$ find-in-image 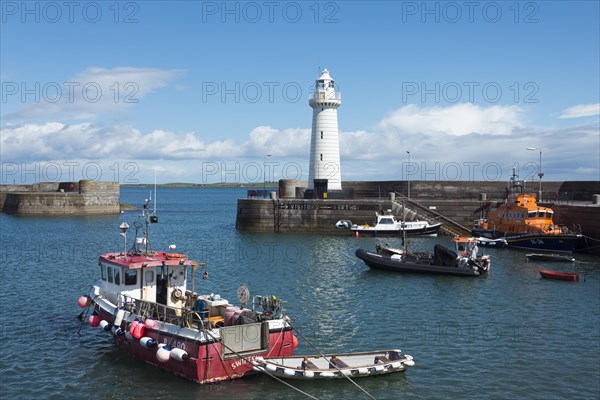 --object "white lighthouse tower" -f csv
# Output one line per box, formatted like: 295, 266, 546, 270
308, 68, 342, 191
